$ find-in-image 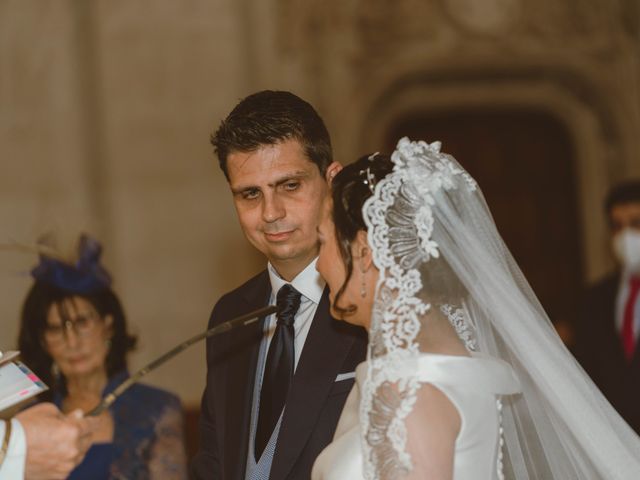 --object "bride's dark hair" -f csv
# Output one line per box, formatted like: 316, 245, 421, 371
330, 153, 394, 317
